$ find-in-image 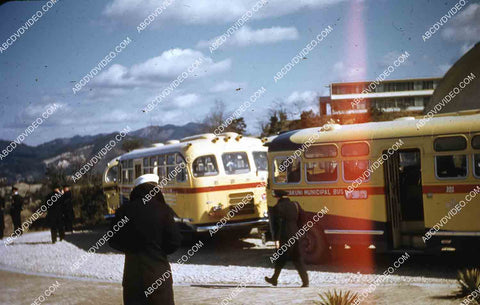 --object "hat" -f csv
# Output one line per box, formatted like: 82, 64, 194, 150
134, 174, 159, 187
